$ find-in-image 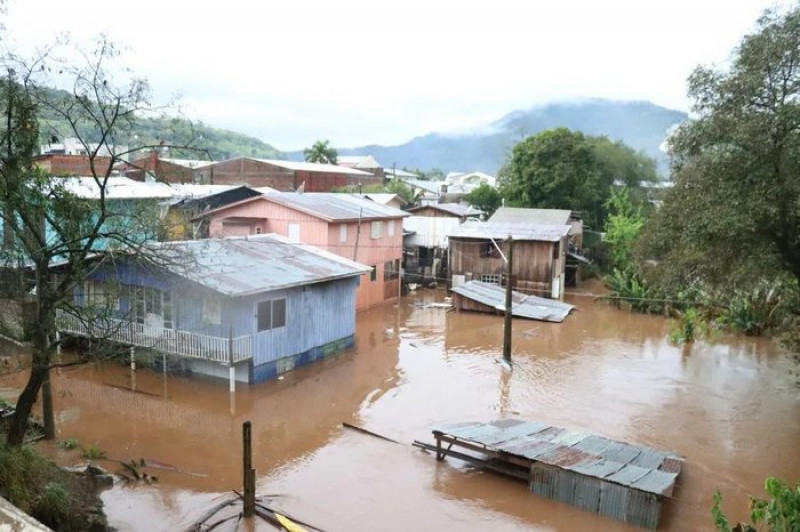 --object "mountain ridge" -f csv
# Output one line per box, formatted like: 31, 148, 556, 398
288, 99, 687, 175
